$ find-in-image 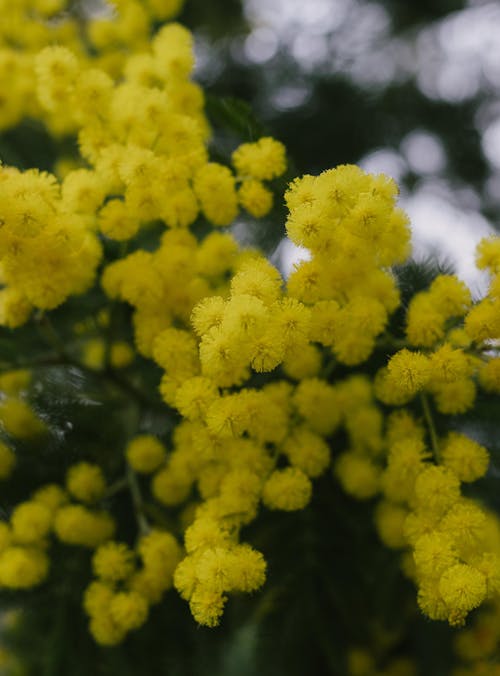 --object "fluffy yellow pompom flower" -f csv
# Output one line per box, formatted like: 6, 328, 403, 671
66, 462, 106, 503
429, 275, 471, 317
84, 580, 113, 618
283, 426, 330, 478
413, 465, 460, 516
479, 358, 500, 393
429, 343, 472, 384
35, 45, 78, 111
464, 299, 500, 343
110, 341, 134, 369
54, 505, 114, 548
232, 137, 286, 181
196, 233, 238, 280
152, 464, 192, 506
92, 542, 135, 583
184, 517, 233, 555
238, 179, 273, 218
110, 591, 149, 632
98, 199, 140, 241
173, 554, 199, 602
152, 22, 195, 79
381, 438, 430, 503
283, 343, 322, 381
430, 378, 476, 415
262, 467, 312, 511
175, 377, 219, 421
152, 328, 199, 374
89, 612, 126, 647
138, 530, 182, 577
11, 501, 52, 545
61, 169, 105, 214
374, 501, 408, 549
440, 433, 489, 483
193, 163, 238, 227
293, 378, 340, 436
230, 258, 283, 305
386, 349, 430, 398
0, 441, 15, 479
189, 587, 226, 627
476, 236, 500, 273
439, 564, 487, 624
225, 544, 267, 593
413, 531, 458, 580
194, 547, 237, 594
0, 398, 46, 439
335, 452, 380, 500
81, 339, 105, 370
406, 295, 445, 347
385, 410, 425, 447
126, 435, 166, 474
417, 582, 448, 621
440, 500, 486, 549
0, 288, 33, 328
191, 296, 226, 336
0, 547, 49, 589
0, 370, 31, 396
32, 484, 68, 513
